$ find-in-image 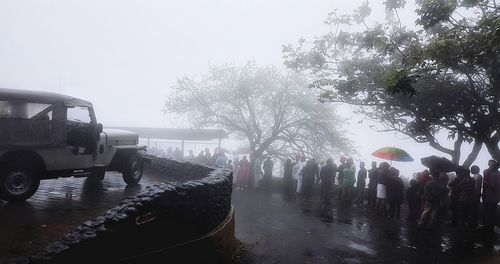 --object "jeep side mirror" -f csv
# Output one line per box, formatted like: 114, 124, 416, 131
96, 123, 103, 135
